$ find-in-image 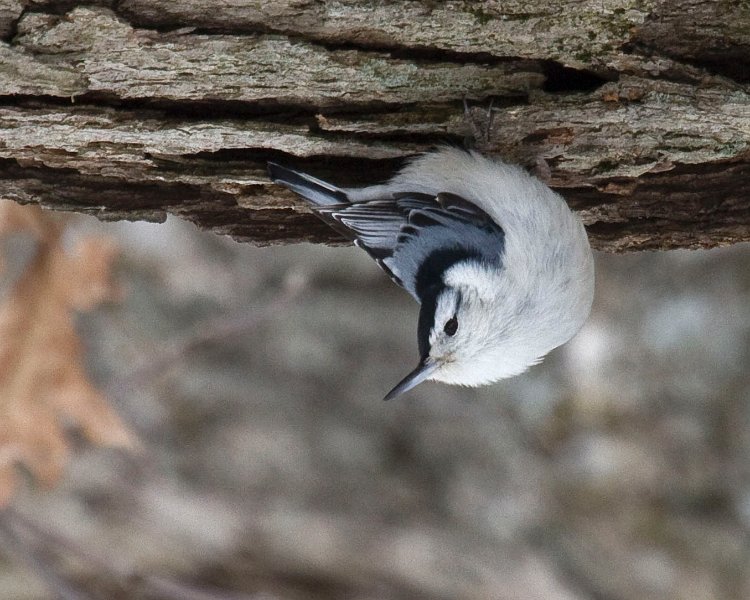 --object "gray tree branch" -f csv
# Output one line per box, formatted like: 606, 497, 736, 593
0, 1, 748, 251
